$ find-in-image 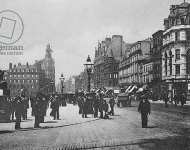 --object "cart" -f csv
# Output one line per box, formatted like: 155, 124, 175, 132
117, 93, 131, 107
